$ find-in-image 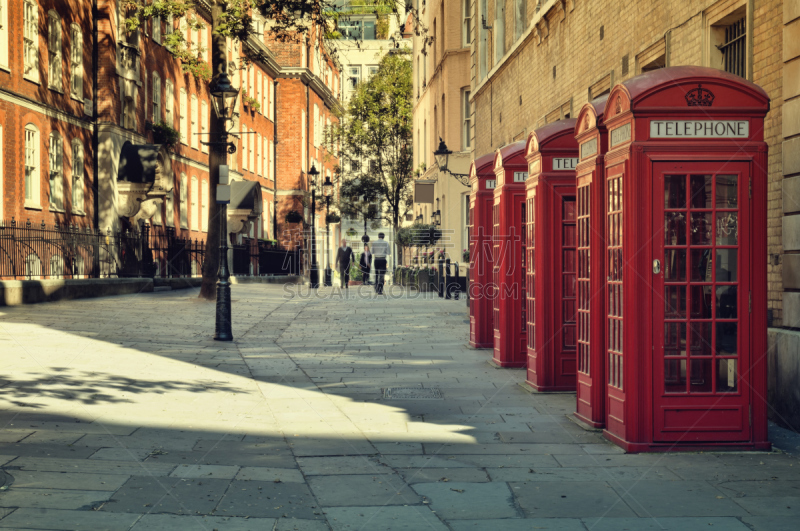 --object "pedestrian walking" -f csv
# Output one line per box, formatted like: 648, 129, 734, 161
371, 233, 391, 294
335, 239, 354, 289
360, 244, 372, 285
